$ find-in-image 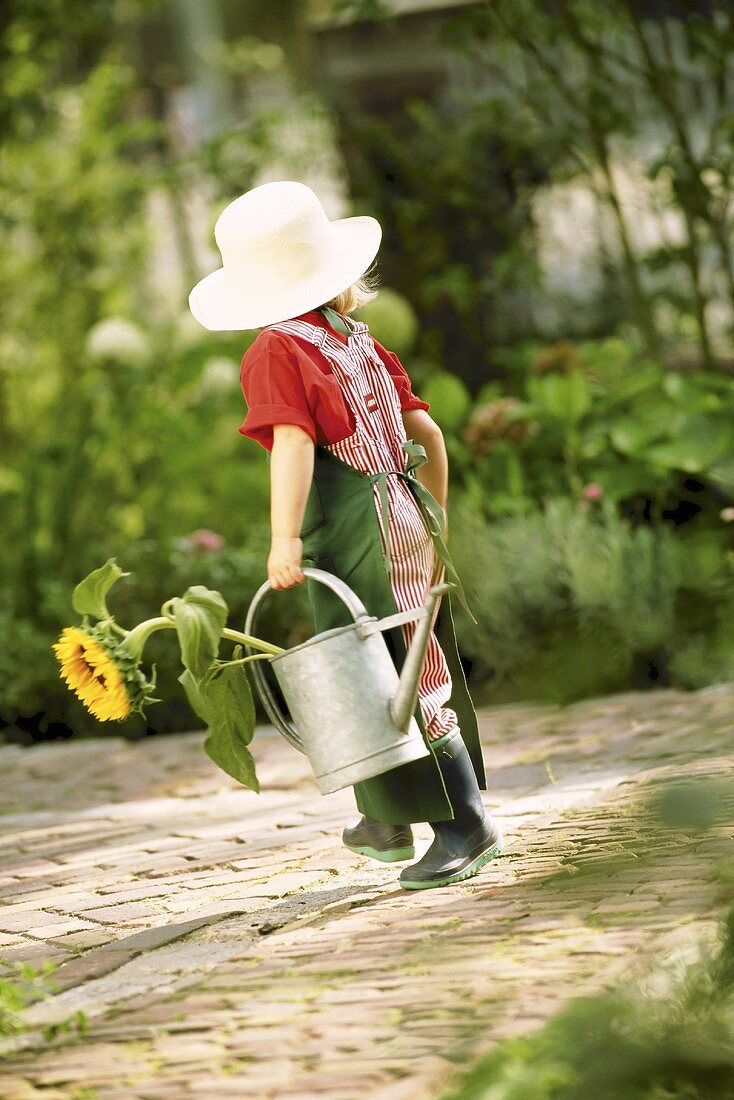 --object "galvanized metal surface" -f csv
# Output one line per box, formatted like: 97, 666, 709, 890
244, 568, 448, 794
